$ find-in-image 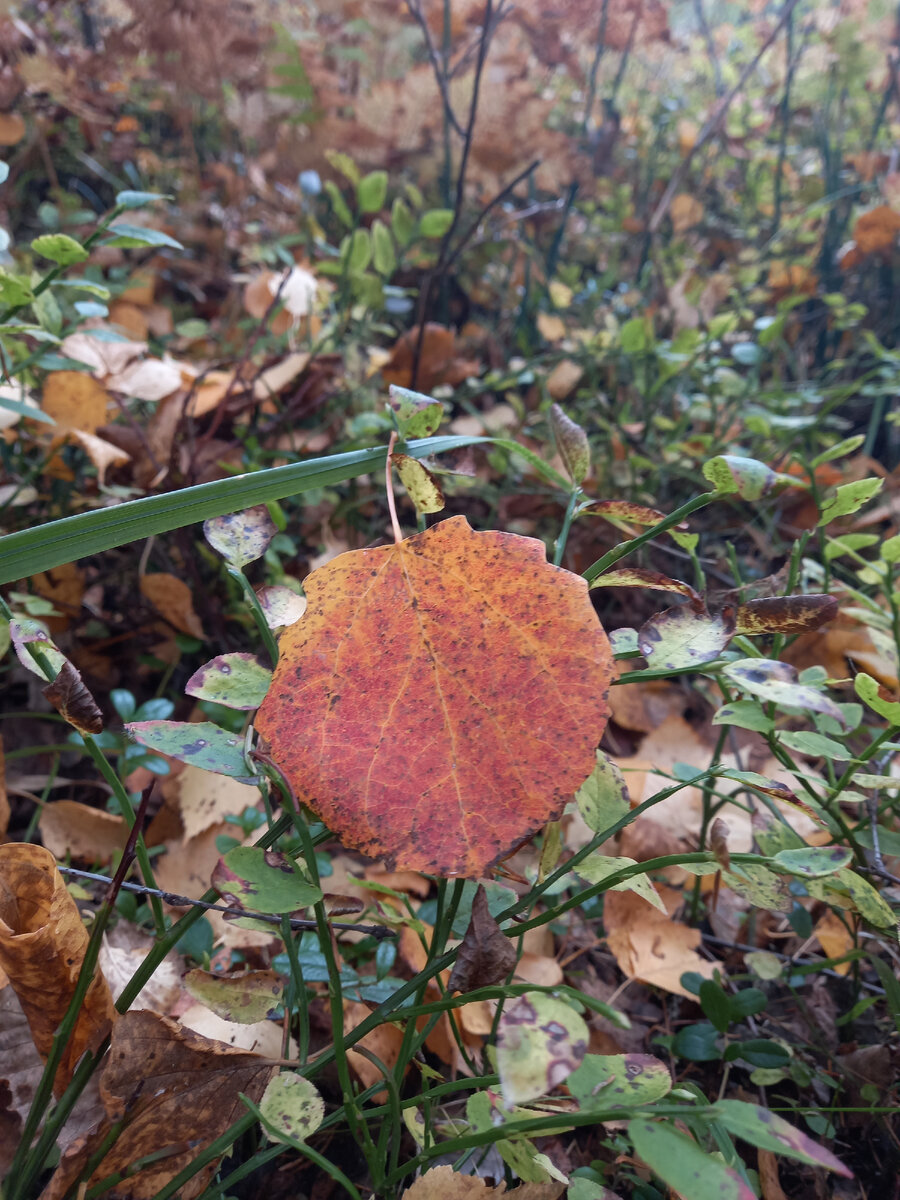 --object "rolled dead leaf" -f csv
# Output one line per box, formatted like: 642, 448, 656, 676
42, 660, 103, 736
447, 884, 517, 994
0, 843, 116, 1095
